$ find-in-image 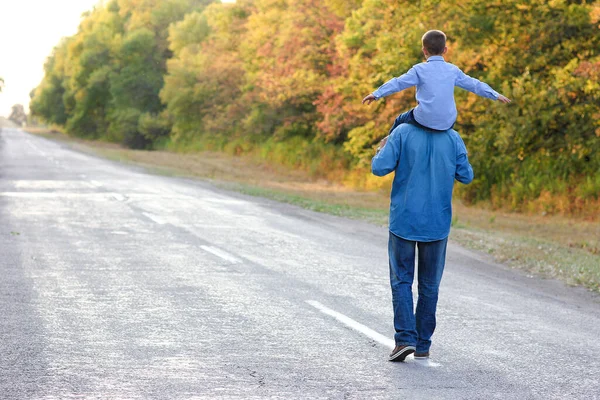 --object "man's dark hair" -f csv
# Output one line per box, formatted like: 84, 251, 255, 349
422, 30, 446, 55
